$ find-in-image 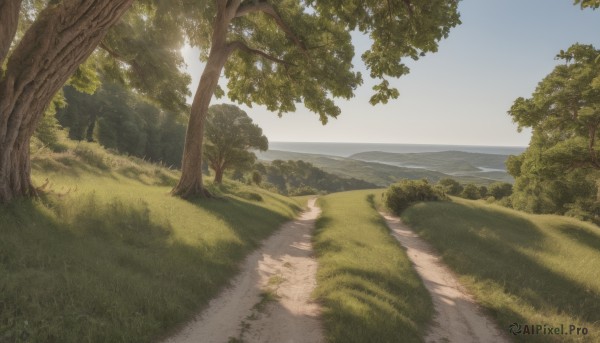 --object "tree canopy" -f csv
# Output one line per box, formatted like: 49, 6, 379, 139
171, 0, 461, 197
204, 104, 268, 183
507, 44, 600, 222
